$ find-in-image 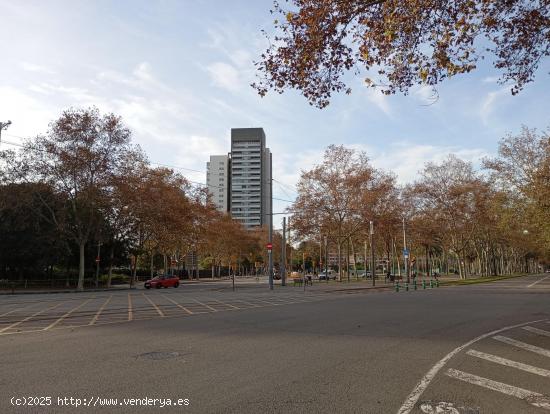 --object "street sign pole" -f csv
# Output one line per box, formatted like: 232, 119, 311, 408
370, 221, 375, 287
